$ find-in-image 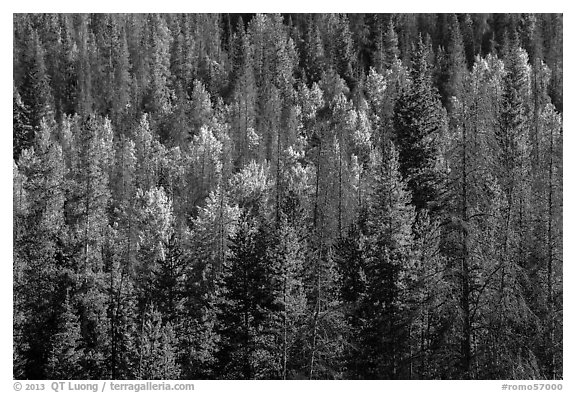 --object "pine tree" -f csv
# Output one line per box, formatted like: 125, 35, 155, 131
497, 36, 531, 198
68, 116, 111, 273
106, 225, 139, 379
442, 64, 499, 376
216, 213, 280, 379
357, 143, 416, 378
13, 160, 29, 379
529, 103, 562, 379
382, 18, 400, 70
438, 14, 468, 109
46, 293, 85, 379
143, 14, 173, 116
58, 14, 79, 116
19, 27, 54, 130
333, 225, 367, 378
15, 120, 67, 378
137, 306, 181, 379
303, 229, 347, 379
184, 125, 223, 216
189, 80, 213, 138
230, 19, 257, 168
76, 15, 96, 115
333, 14, 356, 88
178, 187, 238, 378
133, 114, 166, 191
393, 36, 447, 213
13, 86, 34, 161
268, 219, 307, 379
134, 186, 174, 304
64, 116, 113, 378
112, 20, 133, 127
302, 18, 326, 84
